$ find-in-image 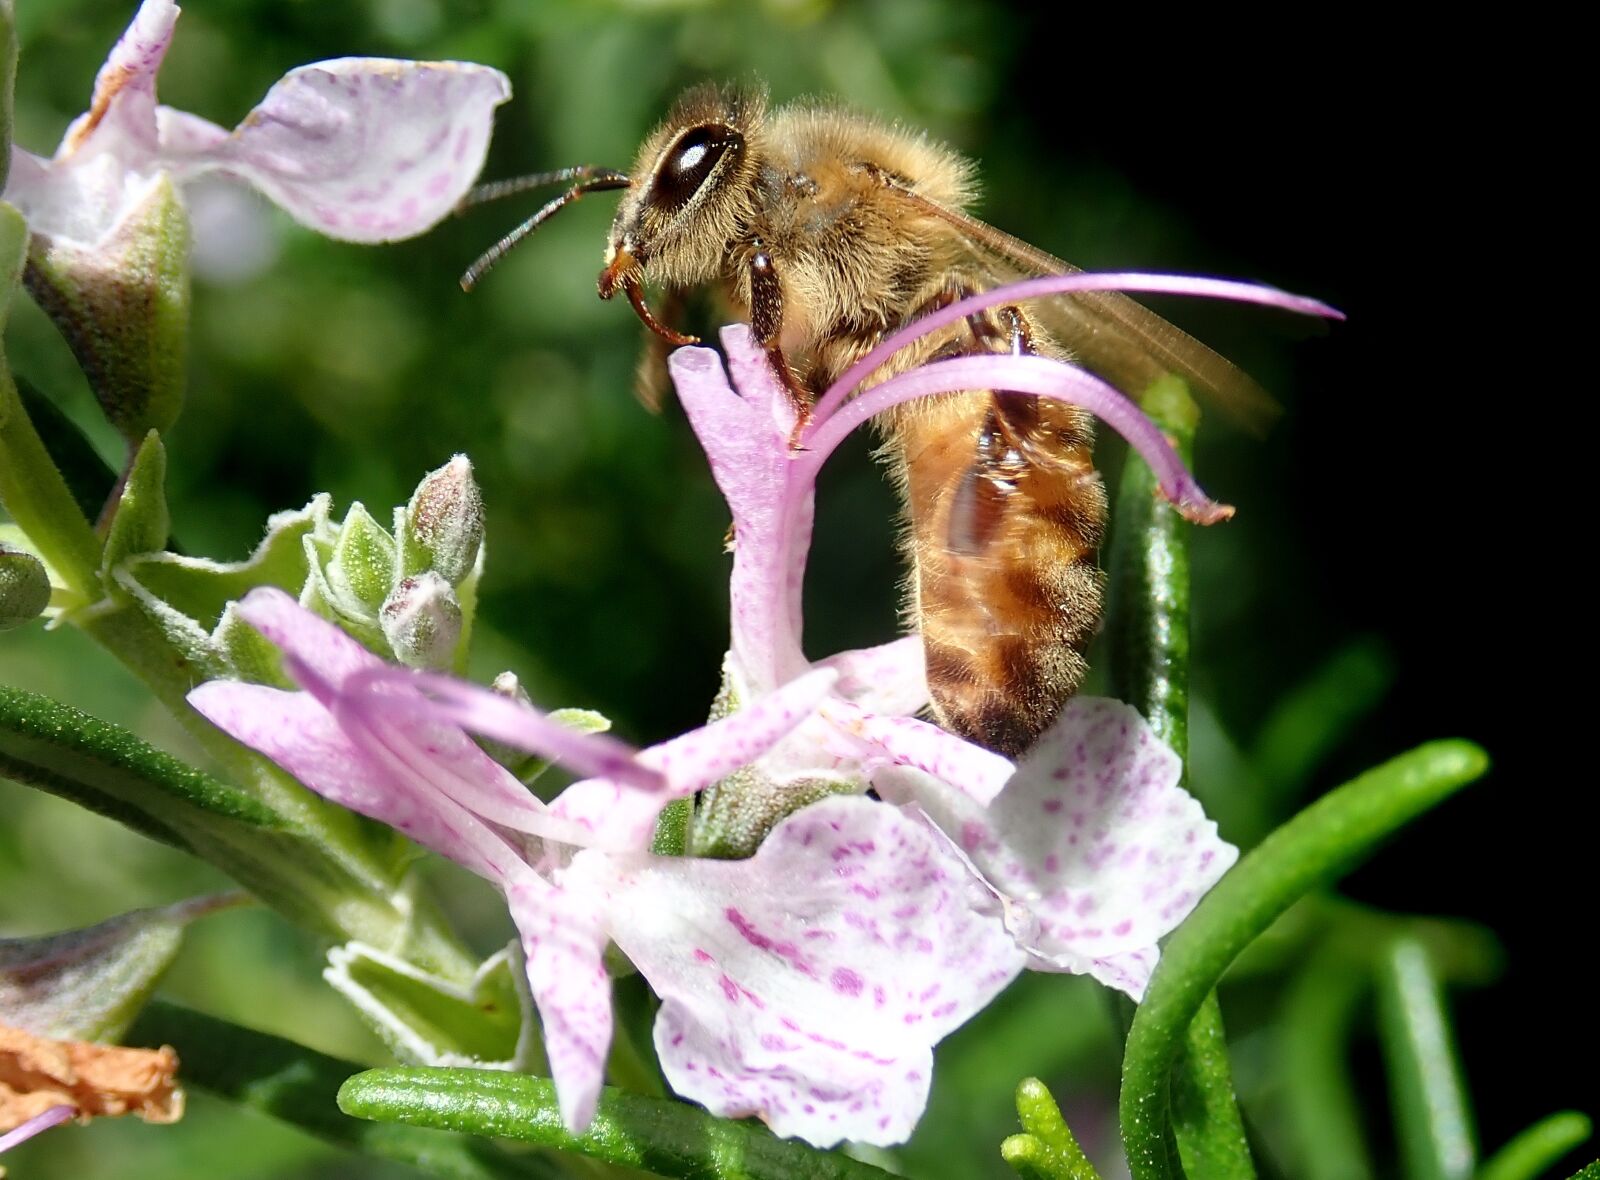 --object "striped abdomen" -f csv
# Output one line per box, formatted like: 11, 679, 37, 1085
885, 315, 1107, 757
